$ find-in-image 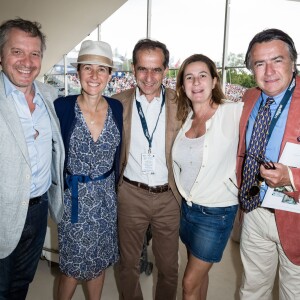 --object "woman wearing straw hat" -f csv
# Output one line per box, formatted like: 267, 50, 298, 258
54, 40, 123, 300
